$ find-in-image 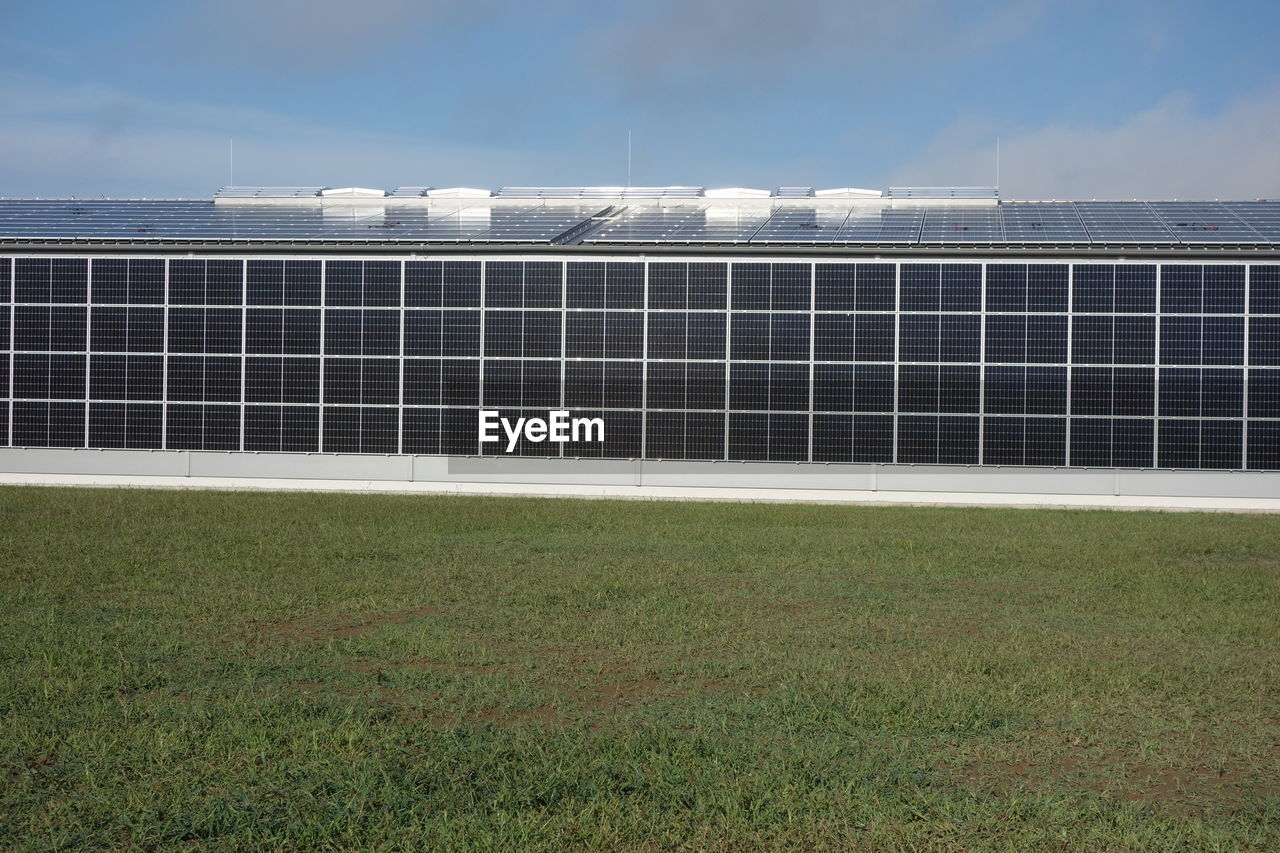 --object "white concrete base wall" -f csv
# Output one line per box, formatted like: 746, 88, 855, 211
0, 448, 1278, 511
